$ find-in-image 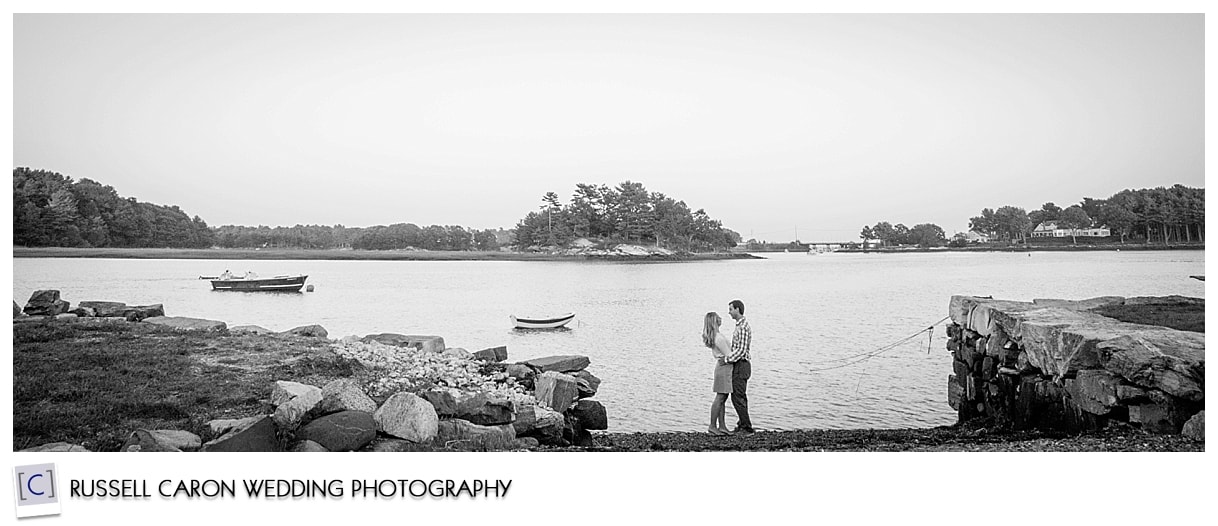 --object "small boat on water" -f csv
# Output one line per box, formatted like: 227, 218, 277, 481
511, 313, 576, 329
205, 271, 308, 292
